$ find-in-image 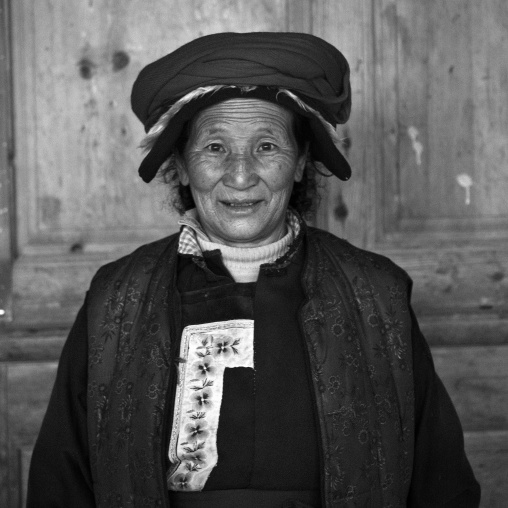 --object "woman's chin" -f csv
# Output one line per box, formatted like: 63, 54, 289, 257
208, 222, 280, 248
